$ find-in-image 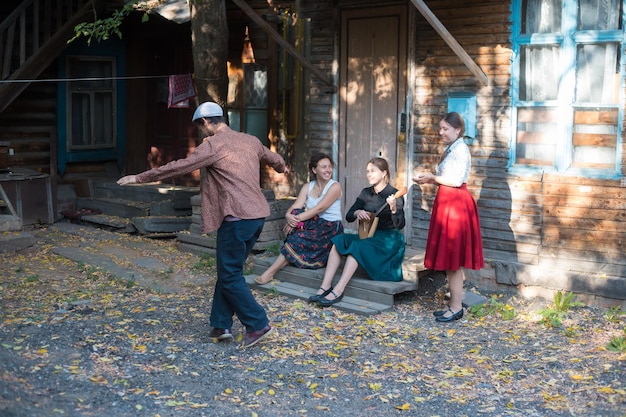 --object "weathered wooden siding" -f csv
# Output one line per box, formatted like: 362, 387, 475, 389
300, 1, 336, 159
411, 0, 513, 257
0, 78, 56, 175
411, 0, 625, 302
